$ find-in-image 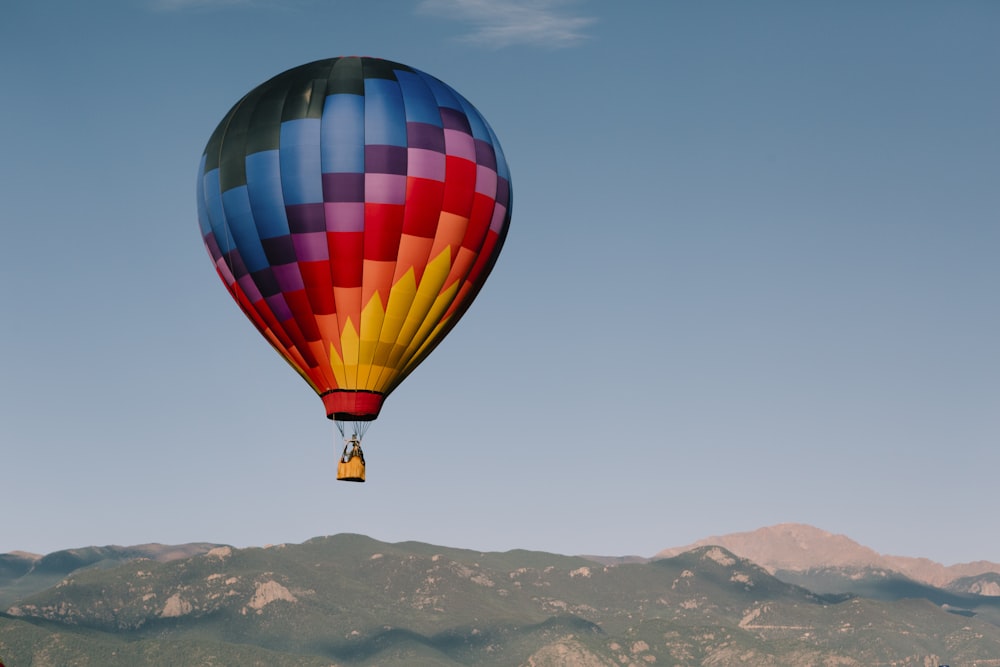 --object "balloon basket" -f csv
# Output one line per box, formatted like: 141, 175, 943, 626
337, 442, 366, 483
